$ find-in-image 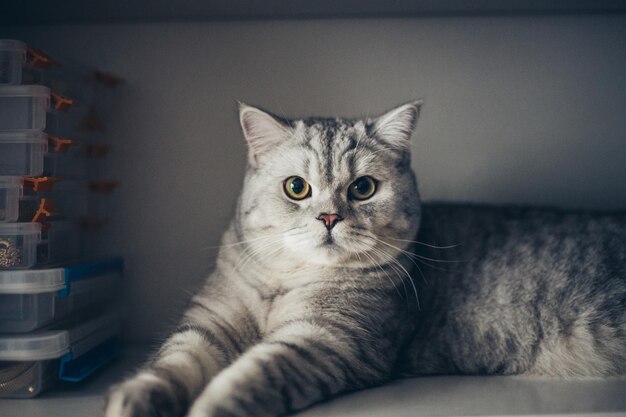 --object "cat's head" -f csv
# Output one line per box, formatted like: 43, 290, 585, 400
236, 101, 422, 268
